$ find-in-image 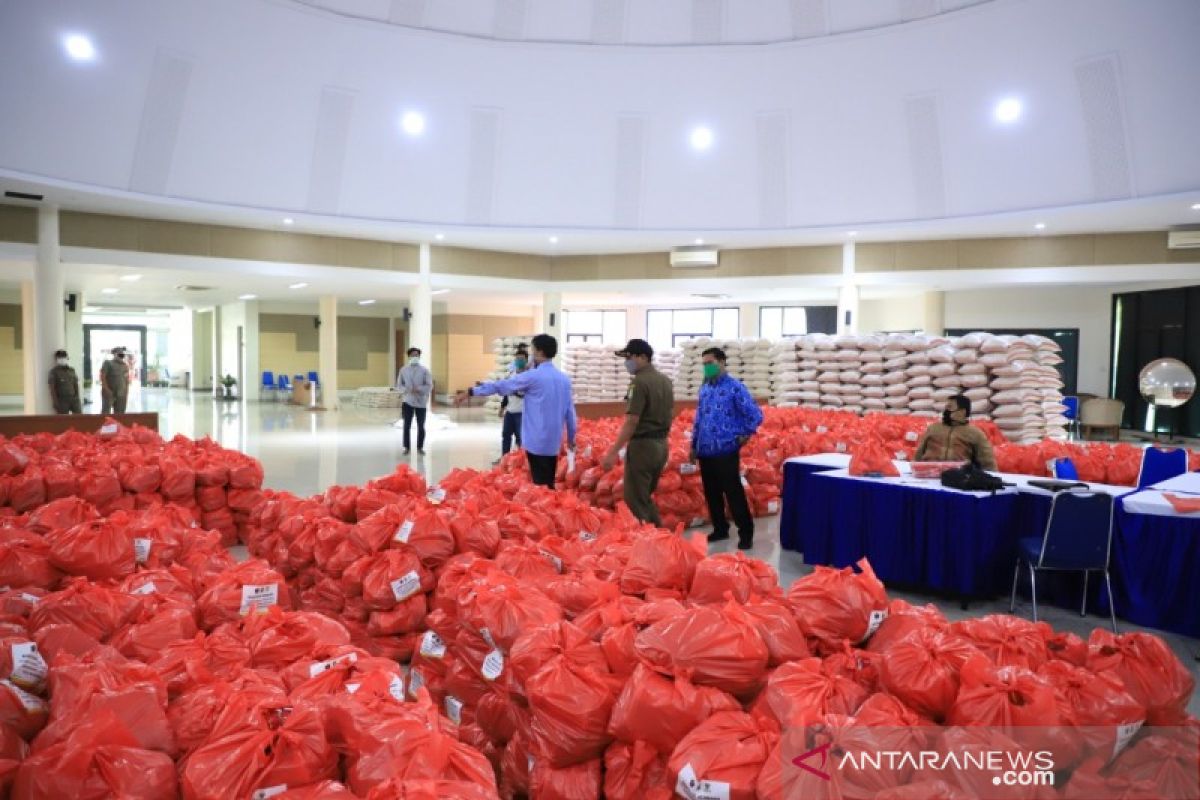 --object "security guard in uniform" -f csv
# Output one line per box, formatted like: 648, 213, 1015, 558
601, 338, 674, 526
101, 346, 130, 415
48, 349, 81, 414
